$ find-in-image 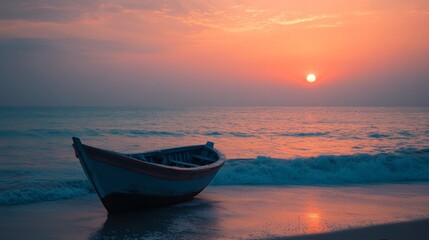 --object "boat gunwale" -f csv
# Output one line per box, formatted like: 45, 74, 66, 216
84, 144, 226, 171
73, 138, 226, 180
